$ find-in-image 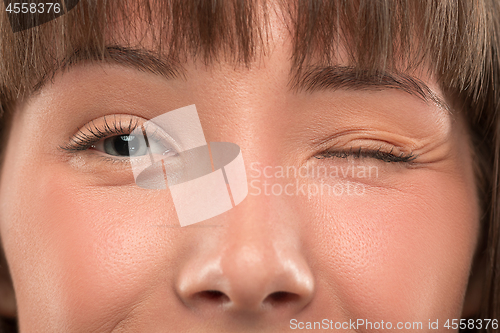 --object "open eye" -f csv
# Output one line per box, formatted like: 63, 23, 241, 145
61, 114, 180, 161
93, 134, 177, 158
